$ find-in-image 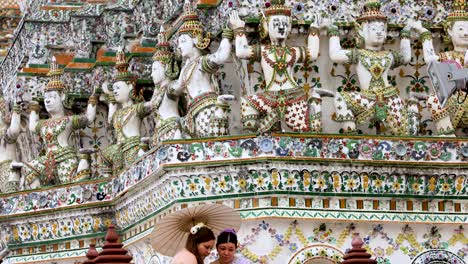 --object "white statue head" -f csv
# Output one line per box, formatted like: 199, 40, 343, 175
44, 57, 67, 114
112, 81, 133, 104
151, 61, 167, 85
448, 21, 468, 49
153, 26, 177, 86
360, 20, 387, 49
44, 90, 65, 115
112, 48, 140, 103
356, 1, 388, 50
177, 34, 199, 59
177, 0, 210, 58
266, 15, 292, 42
261, 0, 292, 43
